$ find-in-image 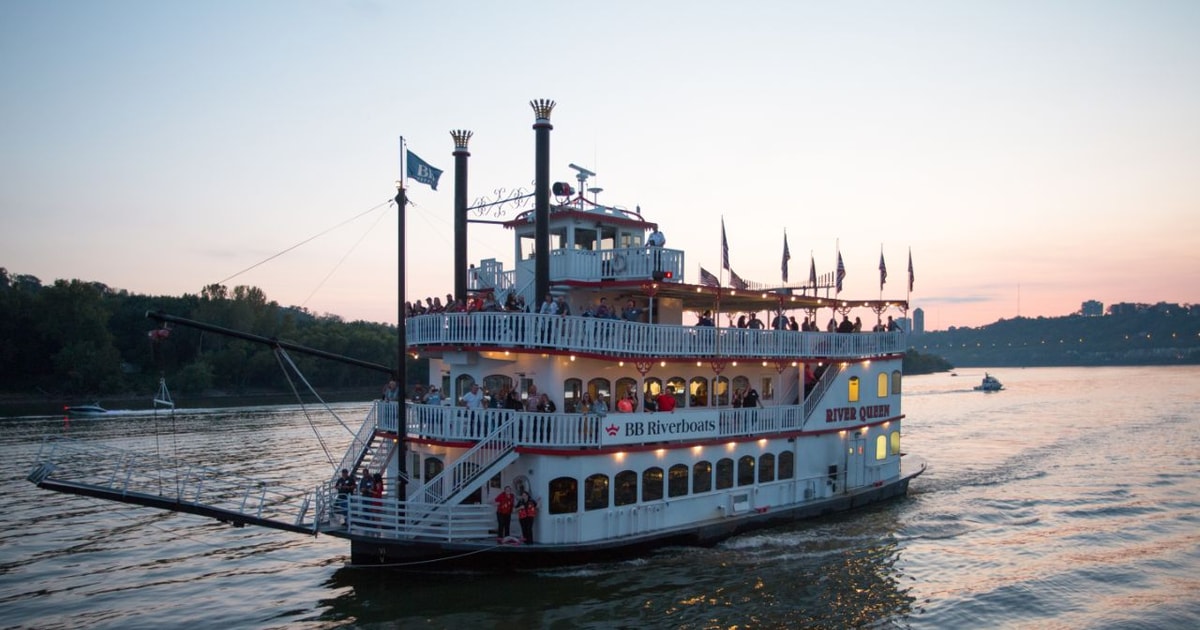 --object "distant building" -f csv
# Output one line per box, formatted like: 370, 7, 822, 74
1081, 300, 1103, 317
912, 308, 925, 334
